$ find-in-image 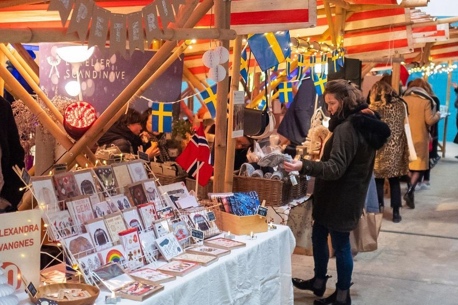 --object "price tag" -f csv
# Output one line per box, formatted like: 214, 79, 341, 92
191, 229, 204, 240
21, 168, 31, 185
52, 163, 67, 174
26, 281, 38, 298
207, 211, 216, 222
138, 151, 150, 162
257, 206, 268, 217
